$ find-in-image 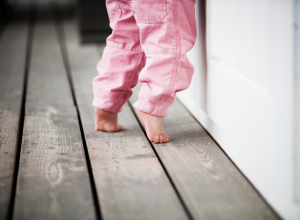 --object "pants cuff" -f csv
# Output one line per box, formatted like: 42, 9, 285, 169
92, 88, 131, 113
133, 91, 173, 117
